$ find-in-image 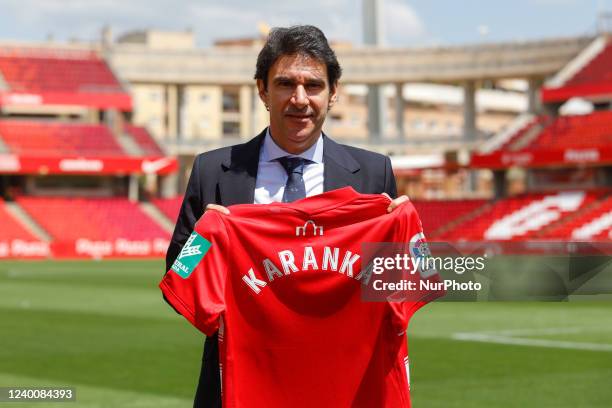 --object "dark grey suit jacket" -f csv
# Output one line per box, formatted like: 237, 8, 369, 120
164, 129, 398, 407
